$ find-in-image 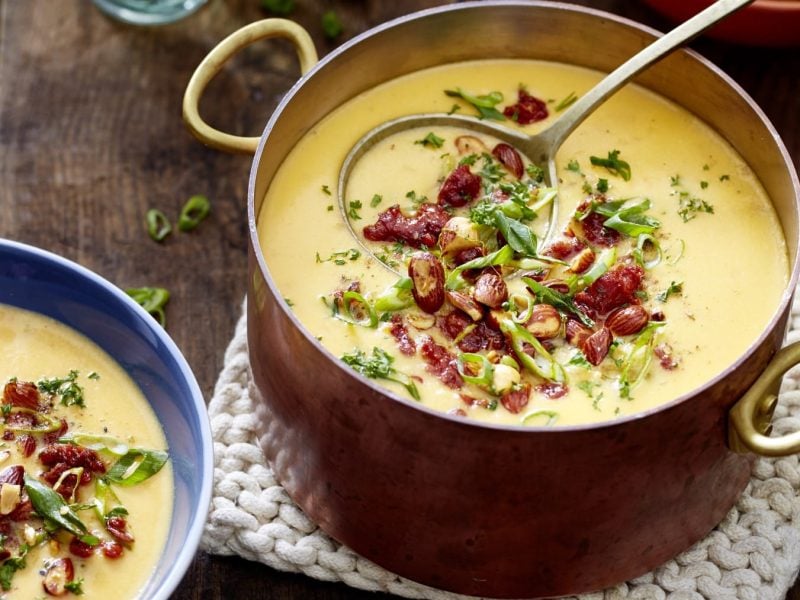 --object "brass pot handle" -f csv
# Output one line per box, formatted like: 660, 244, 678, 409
729, 342, 800, 457
182, 19, 318, 155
